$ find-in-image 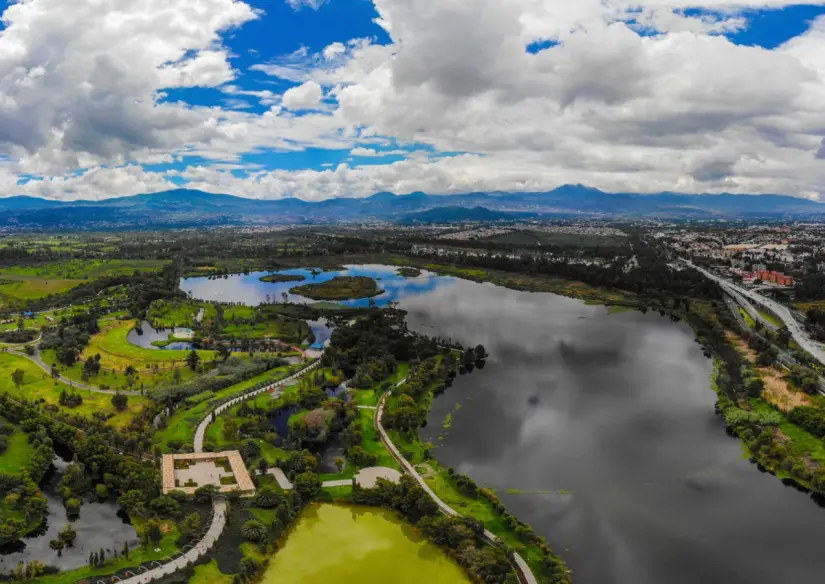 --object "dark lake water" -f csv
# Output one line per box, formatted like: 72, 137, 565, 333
0, 455, 139, 573
179, 264, 825, 582
179, 265, 453, 308
397, 278, 825, 584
